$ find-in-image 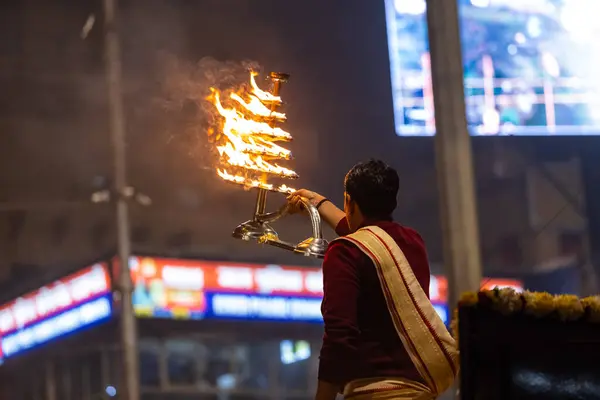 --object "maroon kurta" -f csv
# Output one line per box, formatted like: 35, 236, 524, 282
318, 217, 431, 386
